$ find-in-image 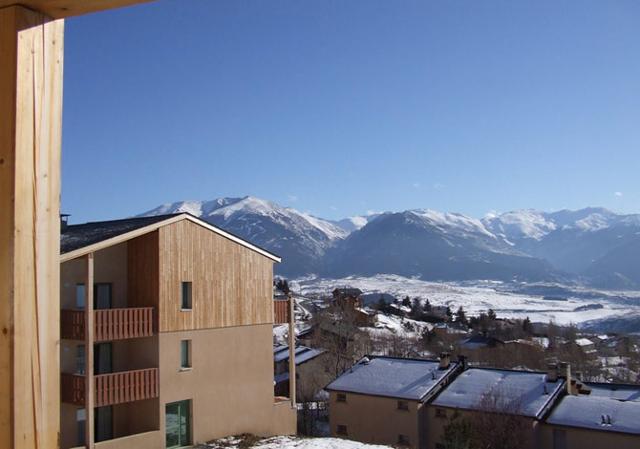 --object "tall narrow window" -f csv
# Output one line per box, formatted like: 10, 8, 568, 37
181, 282, 192, 310
76, 284, 85, 309
76, 345, 85, 374
166, 400, 191, 448
181, 340, 191, 369
76, 408, 86, 446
